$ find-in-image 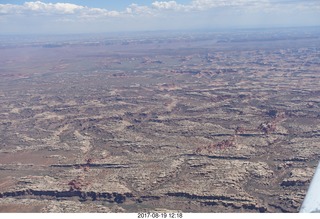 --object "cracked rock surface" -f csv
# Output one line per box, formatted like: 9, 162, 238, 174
0, 29, 320, 212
